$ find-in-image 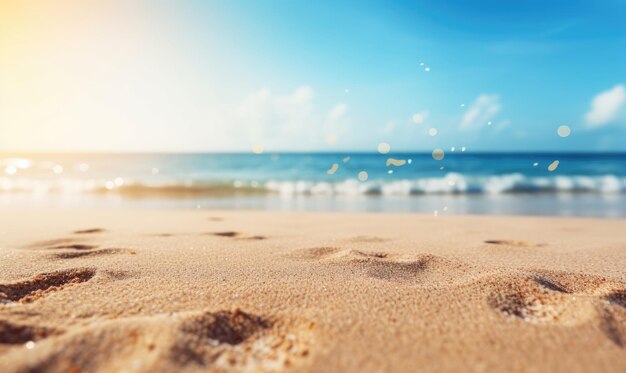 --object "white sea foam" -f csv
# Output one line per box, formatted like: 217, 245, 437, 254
0, 173, 625, 197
